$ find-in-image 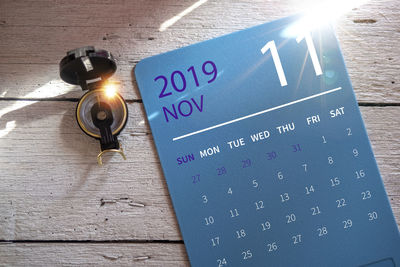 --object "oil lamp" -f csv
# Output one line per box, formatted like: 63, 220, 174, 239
59, 46, 128, 165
